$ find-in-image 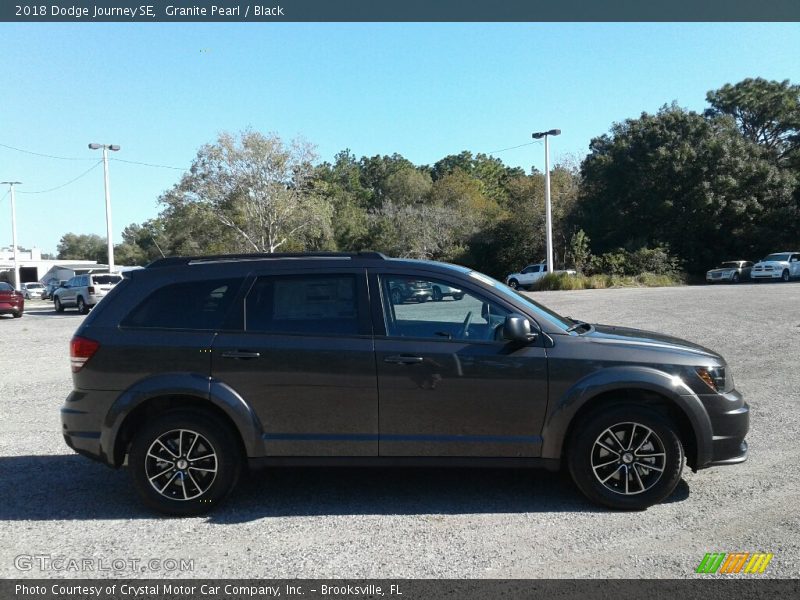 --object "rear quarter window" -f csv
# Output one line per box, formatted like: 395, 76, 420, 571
121, 278, 245, 330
